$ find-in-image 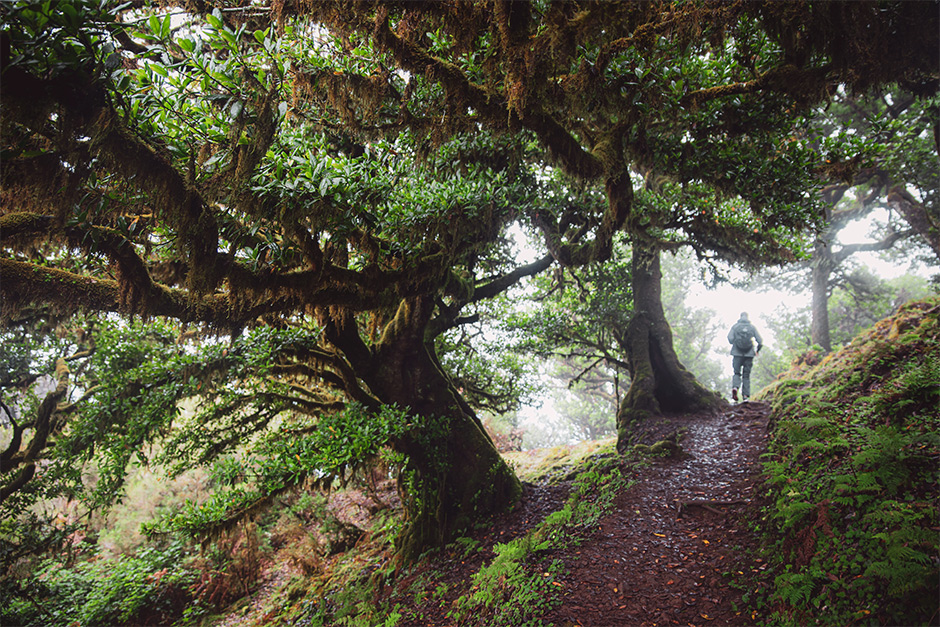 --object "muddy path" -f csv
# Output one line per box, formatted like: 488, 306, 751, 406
542, 401, 772, 627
